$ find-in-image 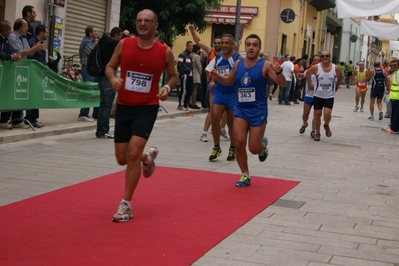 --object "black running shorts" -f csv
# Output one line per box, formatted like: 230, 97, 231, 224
114, 104, 159, 143
313, 97, 334, 110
